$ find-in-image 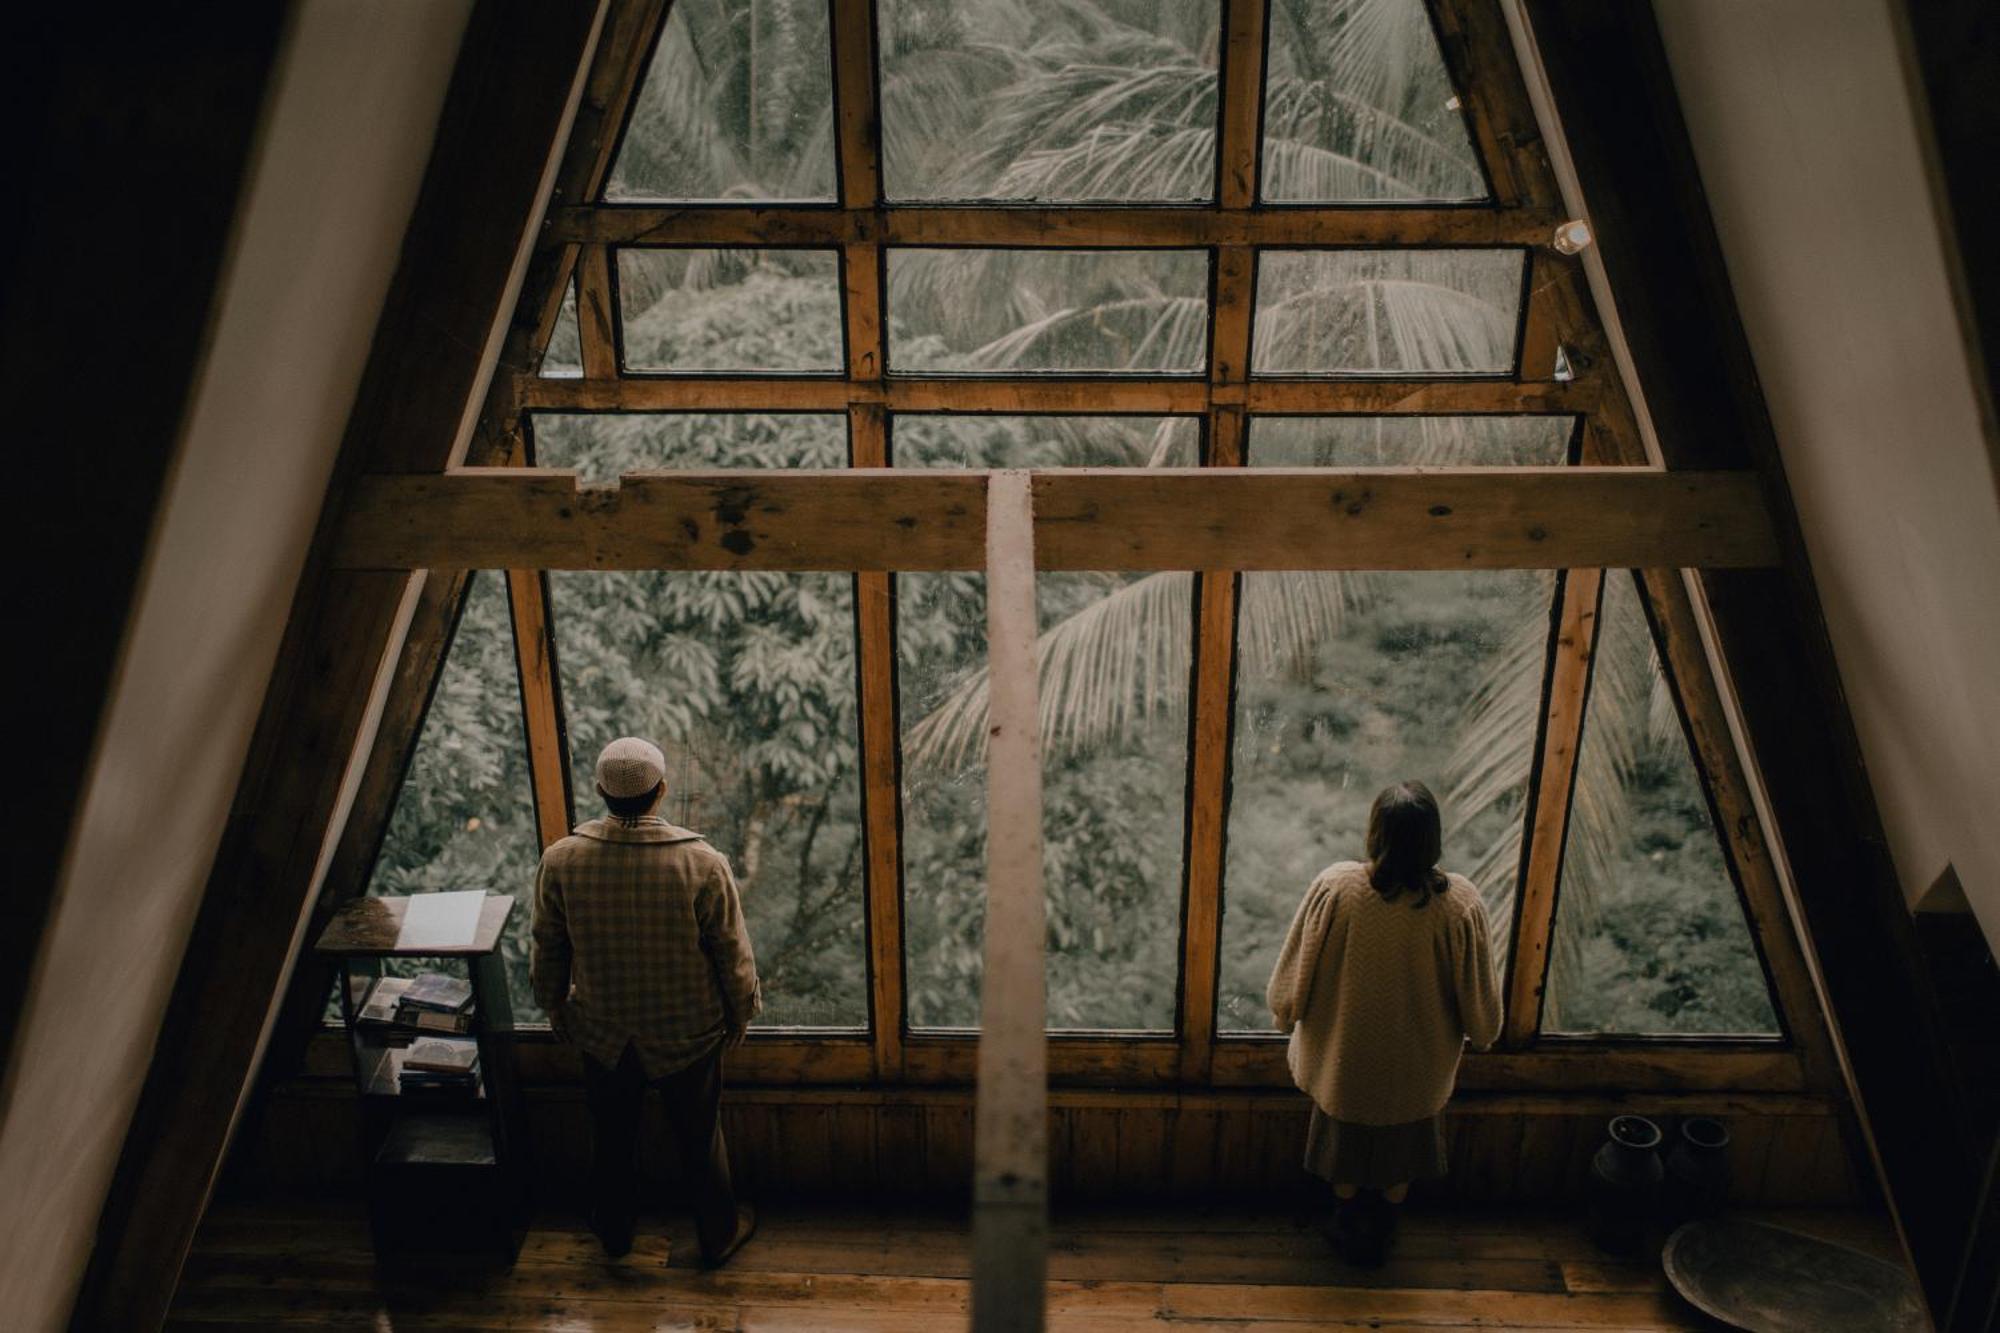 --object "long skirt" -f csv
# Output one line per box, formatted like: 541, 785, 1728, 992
1303, 1106, 1447, 1189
